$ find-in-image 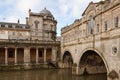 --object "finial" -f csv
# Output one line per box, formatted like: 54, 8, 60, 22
44, 7, 46, 10
29, 9, 31, 12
